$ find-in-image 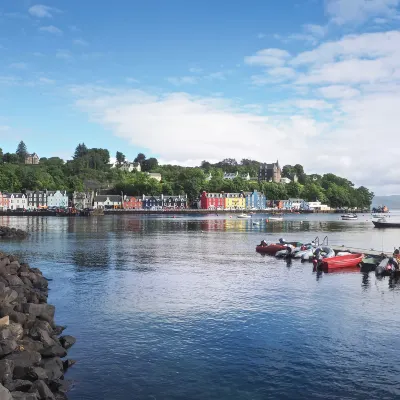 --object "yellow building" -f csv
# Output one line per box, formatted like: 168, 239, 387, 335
224, 192, 246, 210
